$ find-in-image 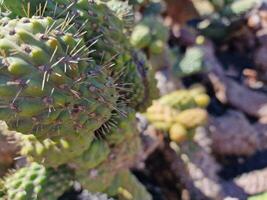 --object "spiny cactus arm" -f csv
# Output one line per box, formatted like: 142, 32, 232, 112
75, 161, 118, 194
2, 162, 74, 200
0, 16, 119, 135
106, 170, 152, 200
70, 139, 110, 170
18, 132, 94, 167
1, 0, 155, 112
